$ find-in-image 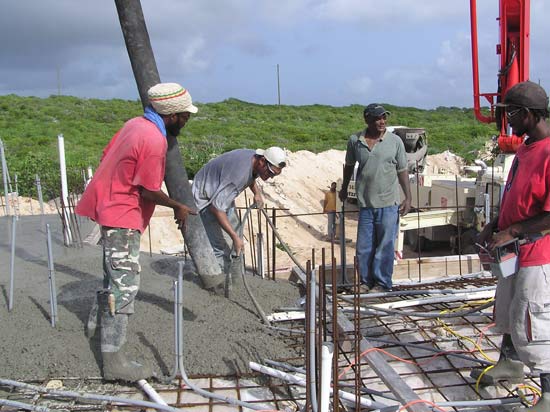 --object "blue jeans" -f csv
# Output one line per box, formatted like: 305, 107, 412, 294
356, 205, 399, 289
